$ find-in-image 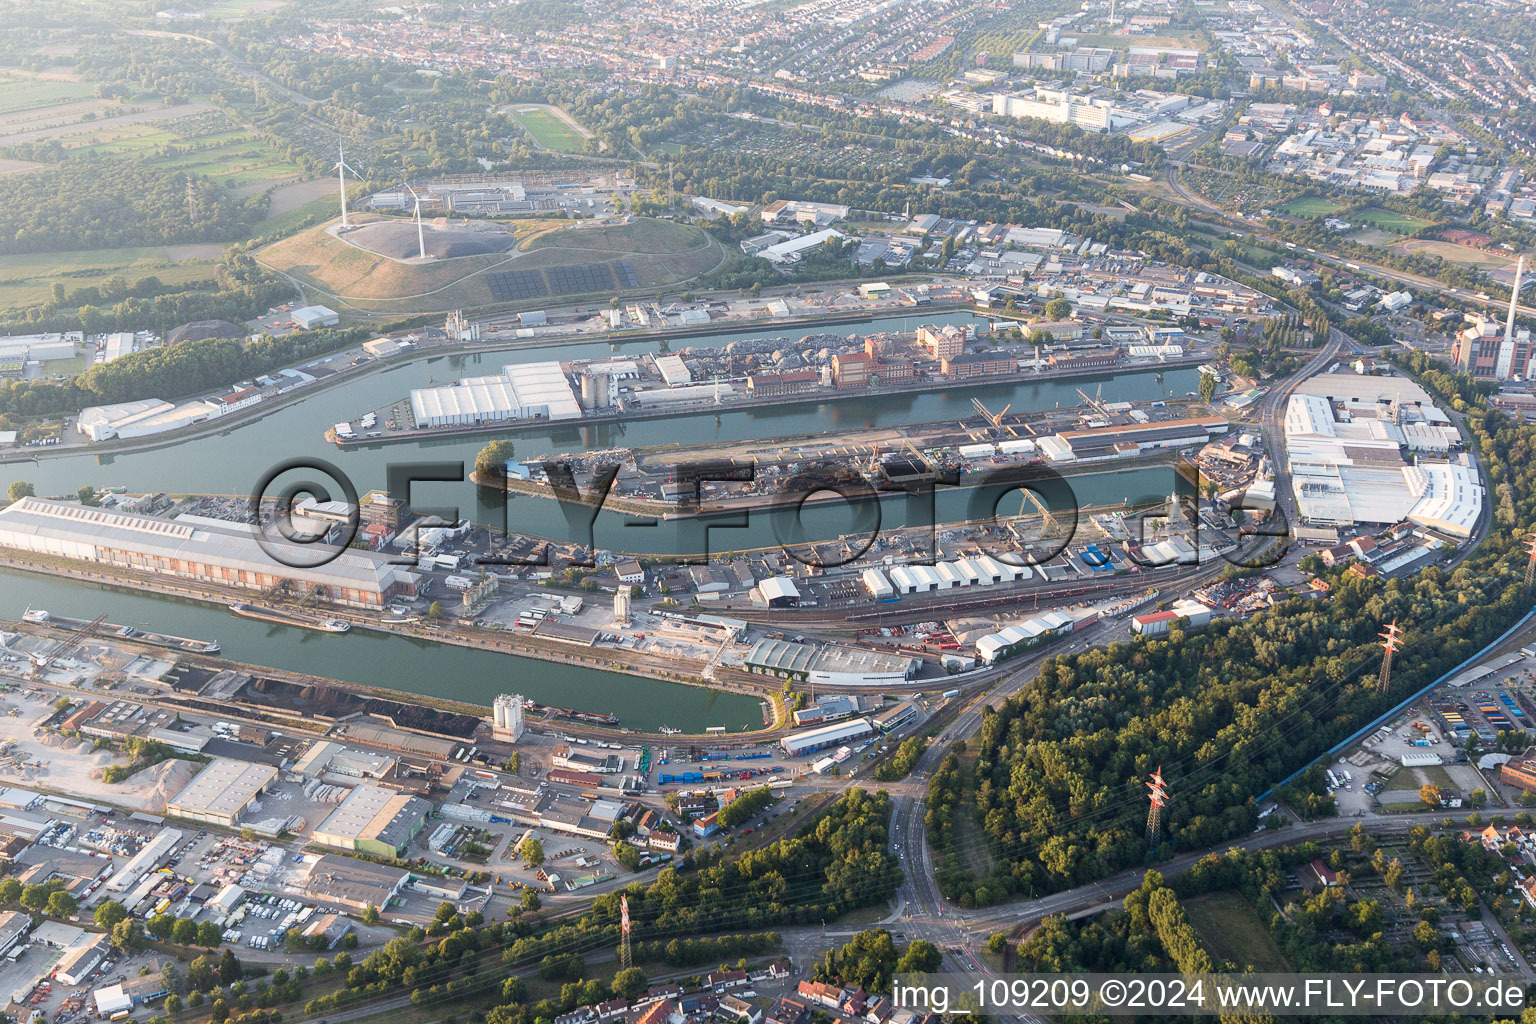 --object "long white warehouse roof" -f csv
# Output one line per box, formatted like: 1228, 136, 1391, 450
410, 361, 581, 425
0, 498, 419, 597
